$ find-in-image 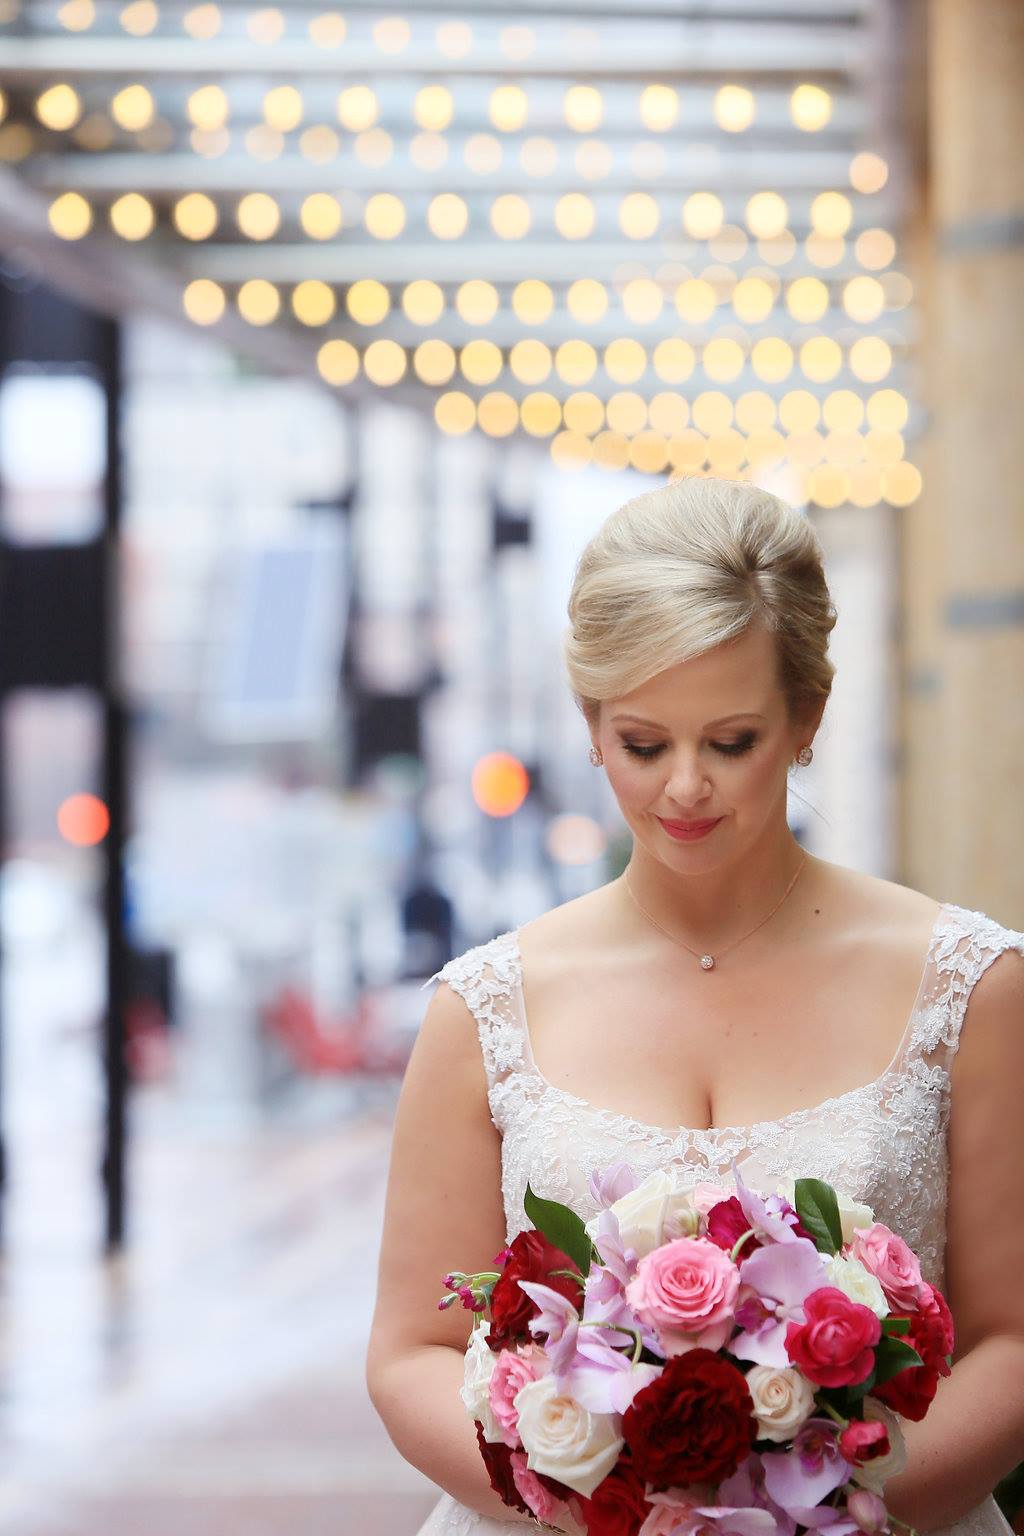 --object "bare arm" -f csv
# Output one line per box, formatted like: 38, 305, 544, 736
365, 975, 539, 1526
